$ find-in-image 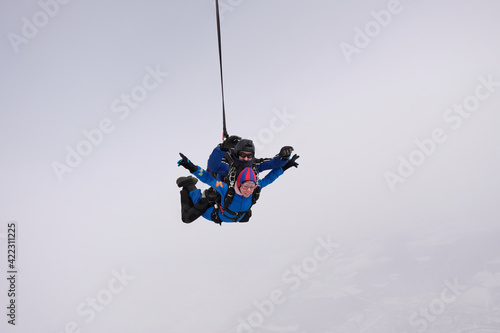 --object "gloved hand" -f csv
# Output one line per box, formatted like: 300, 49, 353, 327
220, 135, 241, 151
278, 146, 294, 160
177, 153, 198, 173
282, 154, 299, 171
